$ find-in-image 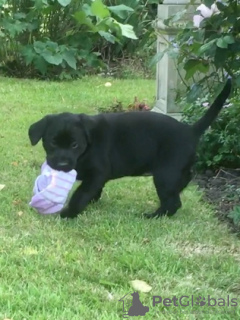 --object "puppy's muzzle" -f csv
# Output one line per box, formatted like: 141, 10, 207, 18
58, 161, 69, 167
